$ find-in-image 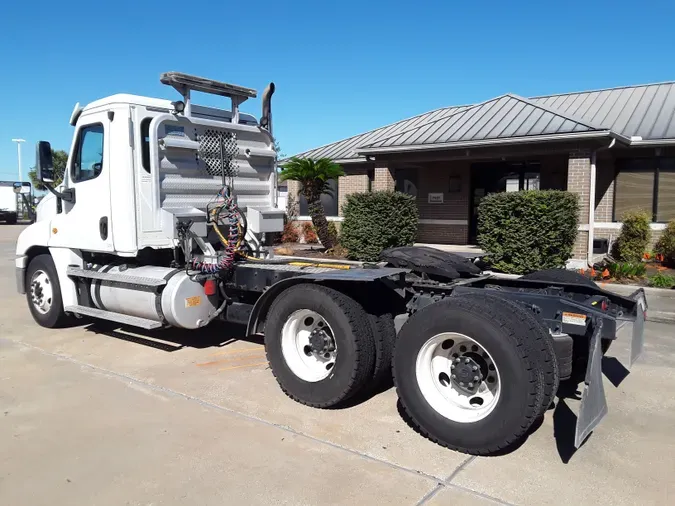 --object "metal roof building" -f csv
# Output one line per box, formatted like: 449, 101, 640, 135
285, 82, 675, 266
291, 82, 675, 163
